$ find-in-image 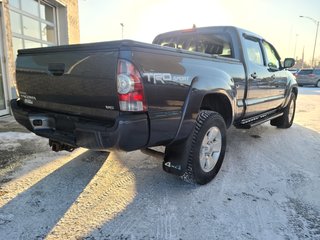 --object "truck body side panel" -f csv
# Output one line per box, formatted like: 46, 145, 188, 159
131, 48, 245, 146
